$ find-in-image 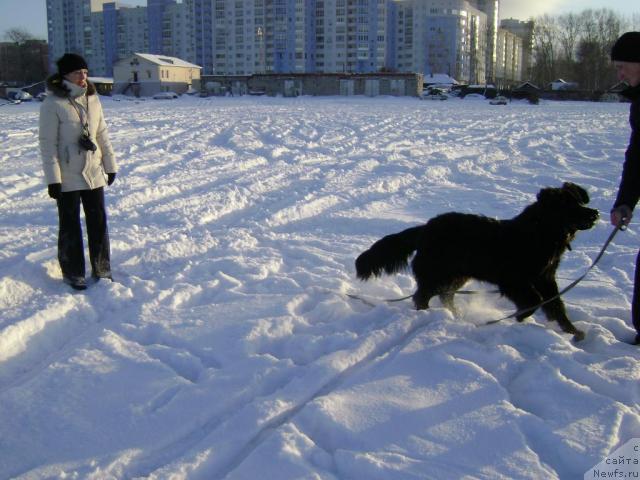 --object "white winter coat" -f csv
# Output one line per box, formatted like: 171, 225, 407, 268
39, 76, 117, 192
